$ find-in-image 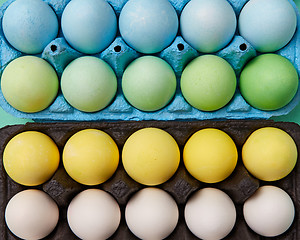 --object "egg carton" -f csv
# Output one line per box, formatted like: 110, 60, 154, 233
0, 120, 299, 239
0, 0, 299, 121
